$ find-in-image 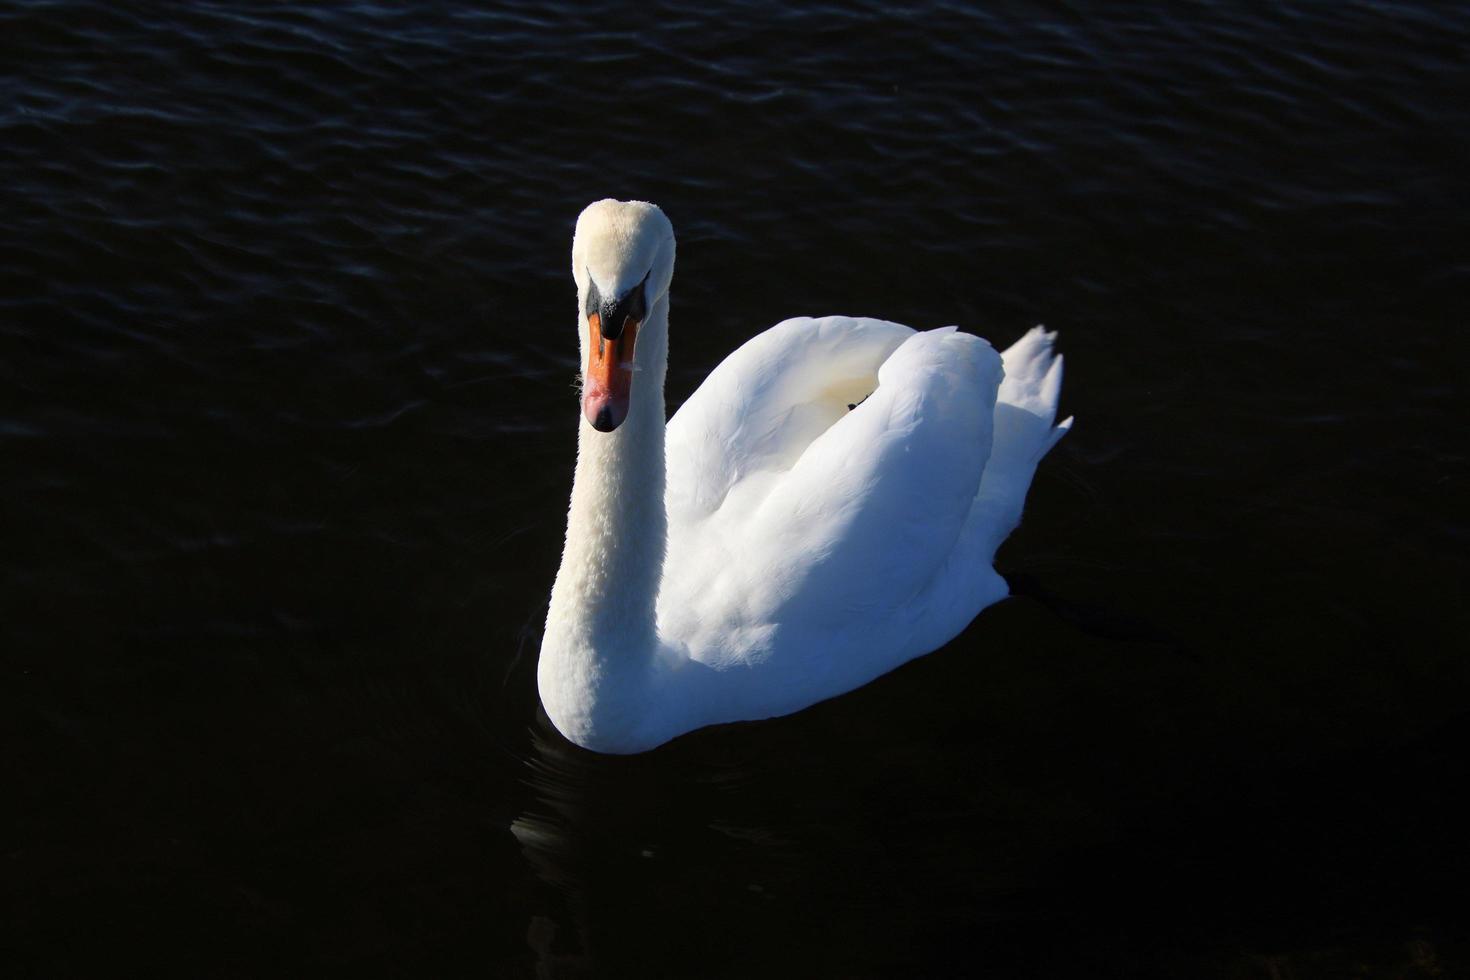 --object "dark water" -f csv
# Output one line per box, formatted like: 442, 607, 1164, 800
5, 1, 1469, 976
